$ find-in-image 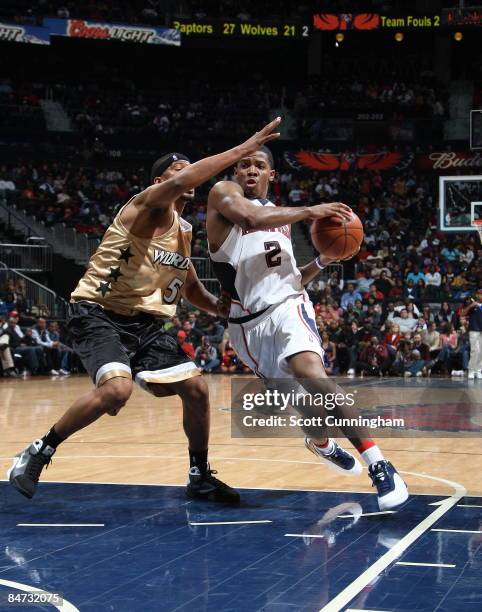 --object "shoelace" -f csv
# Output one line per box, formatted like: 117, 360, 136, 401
204, 469, 227, 487
26, 454, 52, 481
370, 462, 391, 494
